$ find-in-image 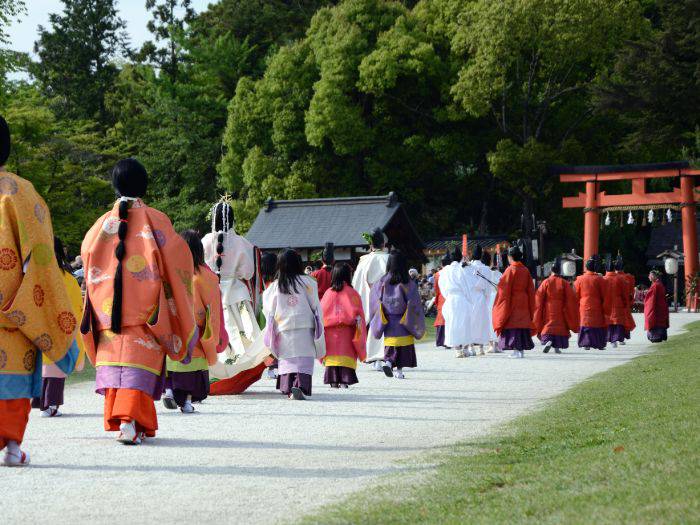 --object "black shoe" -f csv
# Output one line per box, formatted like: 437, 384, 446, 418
290, 387, 305, 400
543, 341, 552, 353
382, 363, 394, 377
162, 396, 178, 410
